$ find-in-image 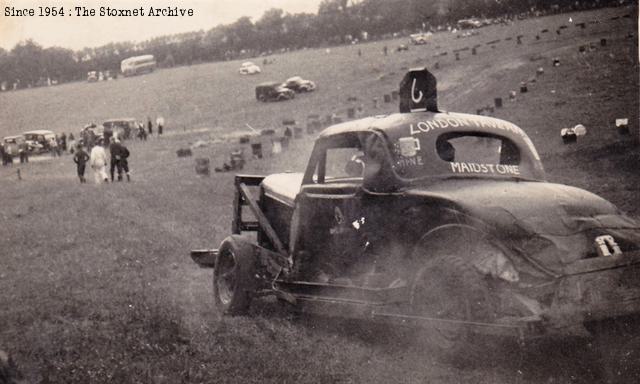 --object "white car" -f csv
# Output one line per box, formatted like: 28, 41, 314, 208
283, 76, 316, 92
239, 62, 261, 75
409, 32, 432, 45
